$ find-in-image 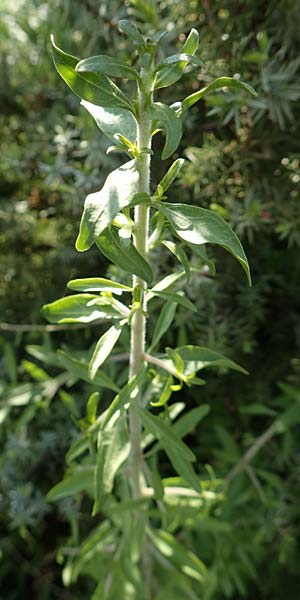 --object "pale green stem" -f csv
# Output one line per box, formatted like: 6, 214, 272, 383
129, 79, 153, 500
